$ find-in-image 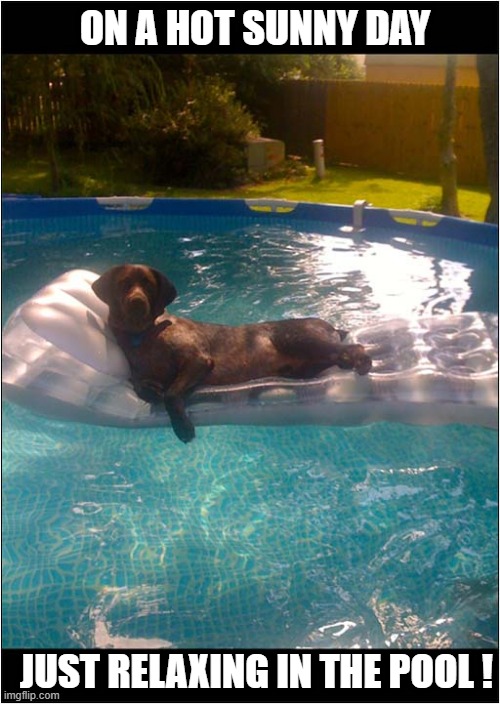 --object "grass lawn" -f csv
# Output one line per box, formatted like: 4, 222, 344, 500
2, 148, 490, 223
